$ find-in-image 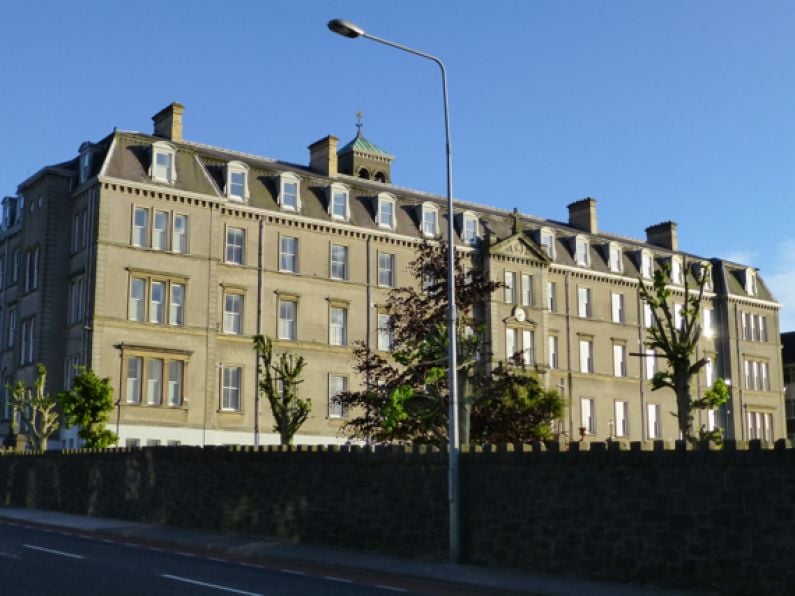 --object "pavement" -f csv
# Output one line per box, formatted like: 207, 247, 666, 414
0, 507, 706, 596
